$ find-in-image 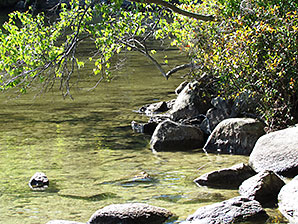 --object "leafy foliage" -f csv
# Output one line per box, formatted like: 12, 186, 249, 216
0, 0, 297, 129
165, 0, 298, 130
